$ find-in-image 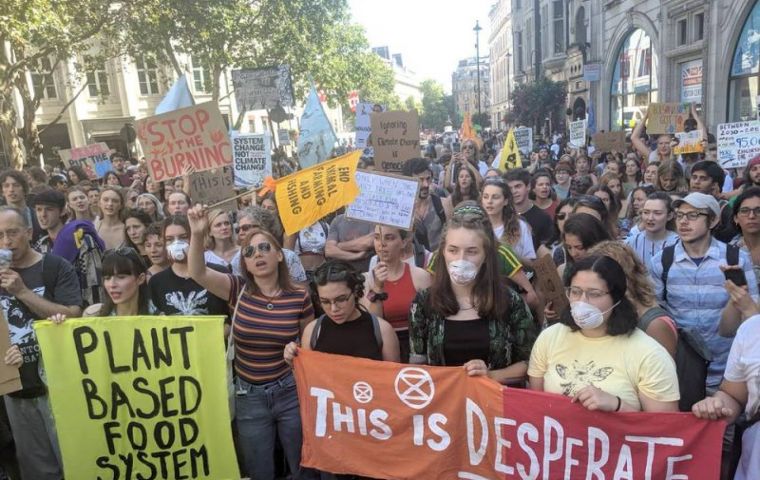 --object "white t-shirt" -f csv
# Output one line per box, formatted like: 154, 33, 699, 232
724, 314, 760, 418
494, 219, 536, 261
294, 221, 328, 255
